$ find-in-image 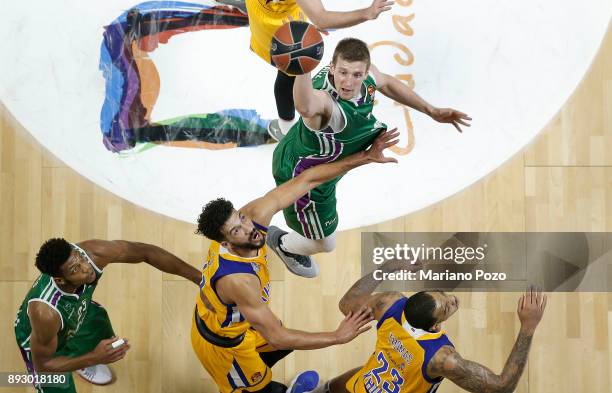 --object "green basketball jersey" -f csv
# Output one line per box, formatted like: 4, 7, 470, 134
275, 65, 387, 179
14, 244, 103, 352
